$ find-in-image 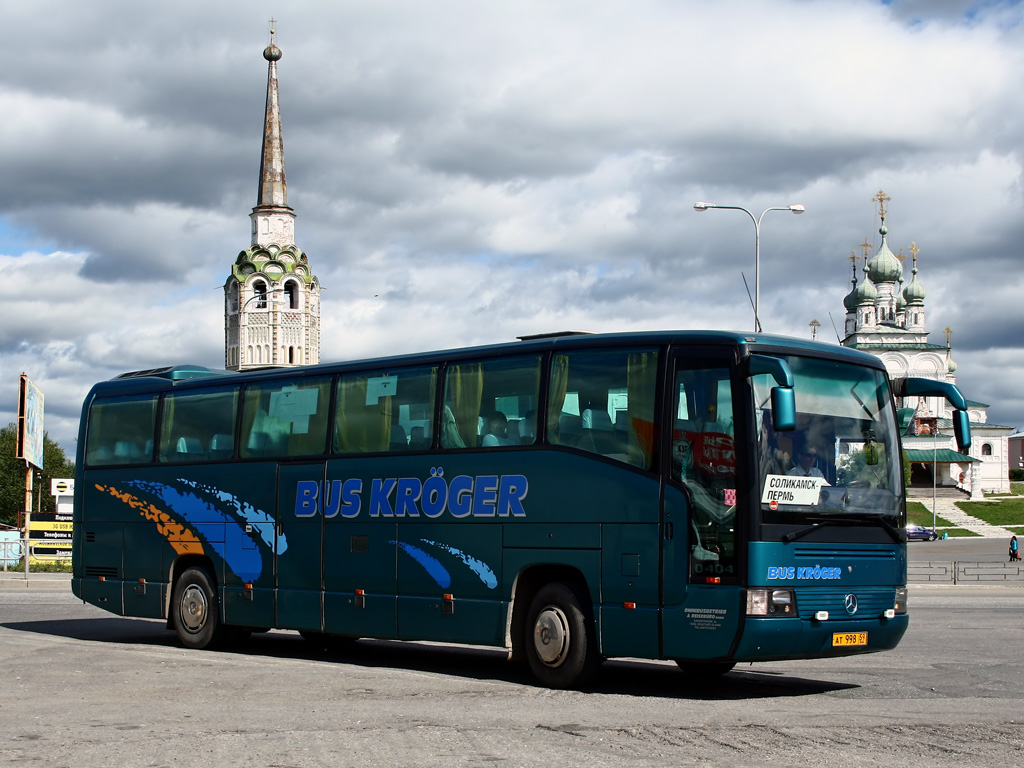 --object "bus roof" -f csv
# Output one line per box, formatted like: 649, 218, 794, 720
99, 330, 885, 389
